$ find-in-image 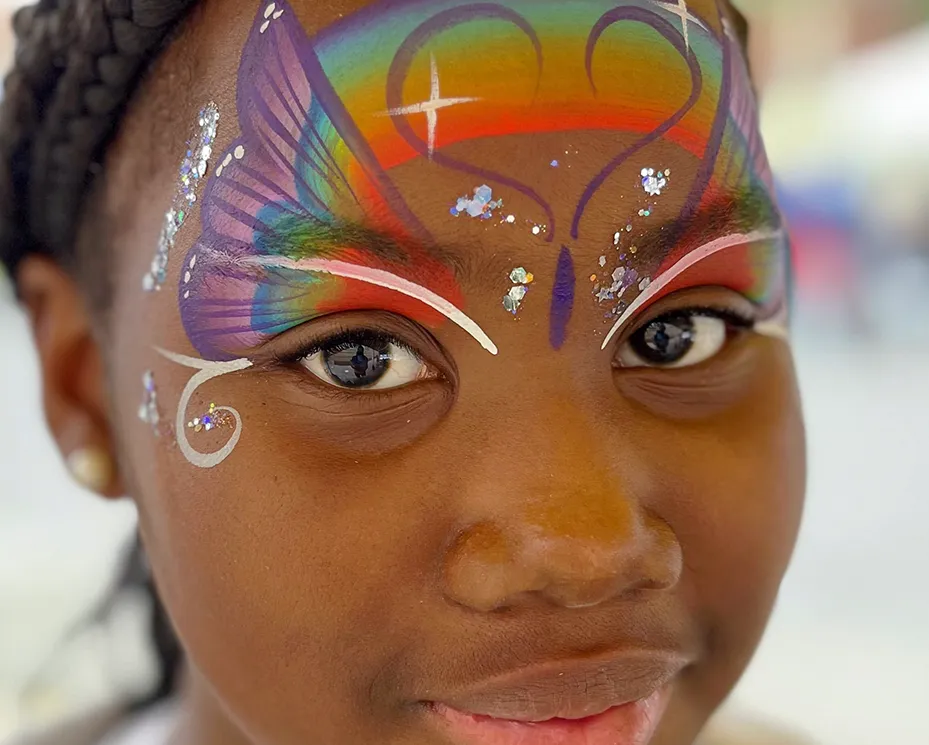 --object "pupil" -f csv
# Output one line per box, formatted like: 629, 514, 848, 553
634, 314, 695, 364
323, 341, 390, 387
